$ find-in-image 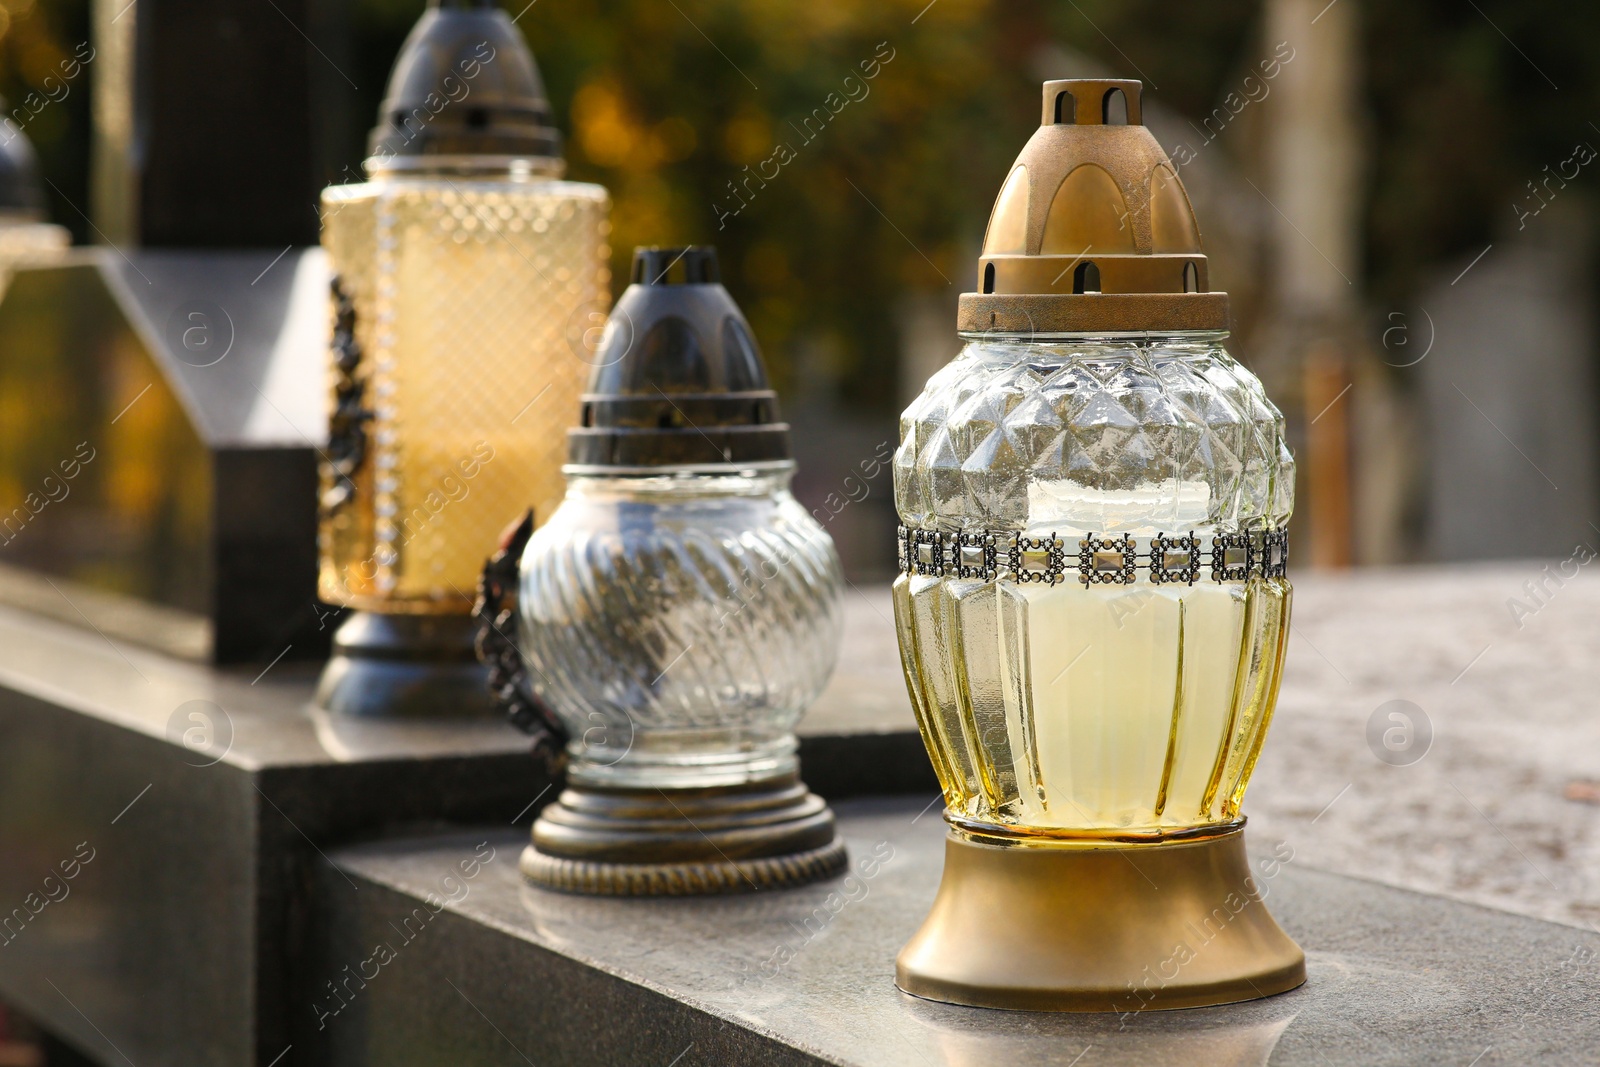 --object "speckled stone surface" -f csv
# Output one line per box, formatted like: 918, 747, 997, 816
314, 798, 1600, 1065
1245, 562, 1600, 931
9, 559, 1599, 1063
303, 562, 1600, 1064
